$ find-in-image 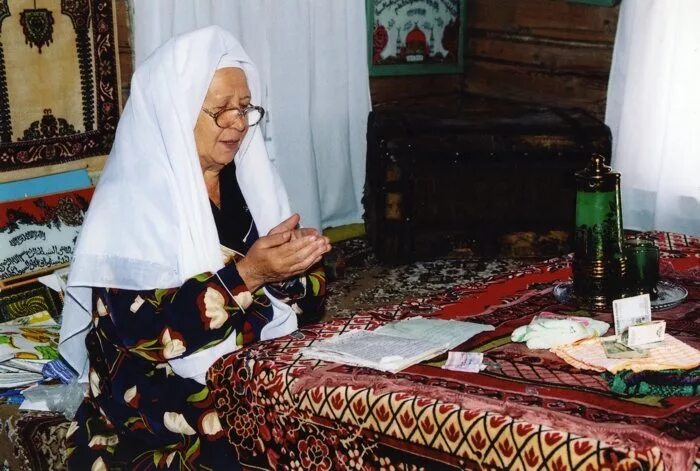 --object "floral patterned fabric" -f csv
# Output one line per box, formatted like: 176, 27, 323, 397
65, 225, 327, 470
208, 231, 700, 470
